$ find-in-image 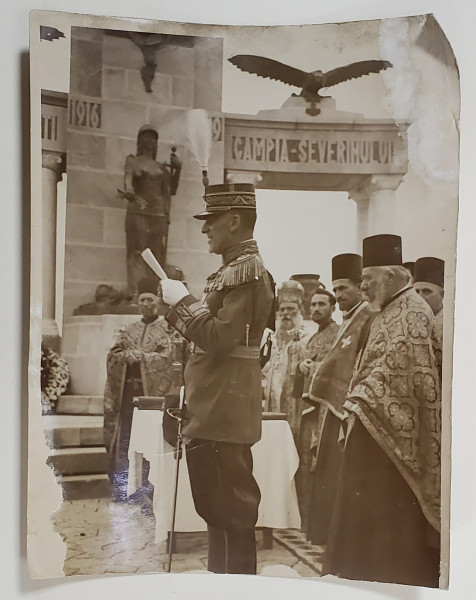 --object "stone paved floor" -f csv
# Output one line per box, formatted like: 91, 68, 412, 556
53, 498, 322, 578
